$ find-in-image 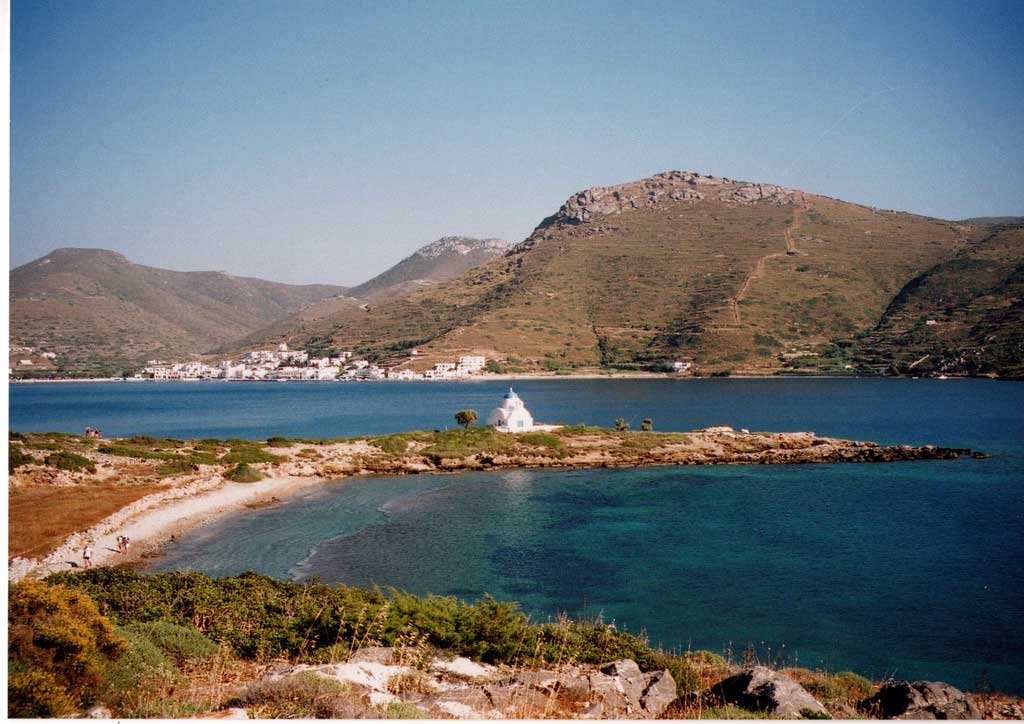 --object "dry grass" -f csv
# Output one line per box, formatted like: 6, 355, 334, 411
8, 483, 168, 560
